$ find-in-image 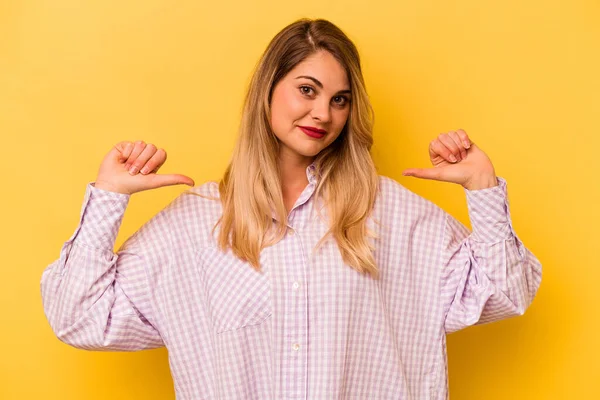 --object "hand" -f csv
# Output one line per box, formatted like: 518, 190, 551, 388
402, 129, 498, 190
94, 140, 195, 195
